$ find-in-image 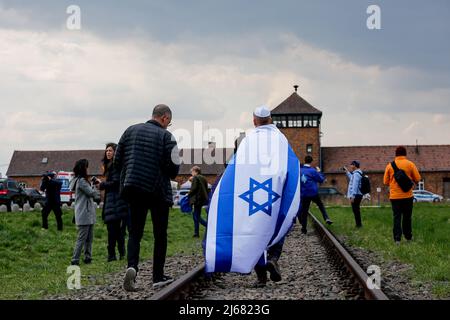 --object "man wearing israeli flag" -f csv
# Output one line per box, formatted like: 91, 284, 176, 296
205, 105, 301, 285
